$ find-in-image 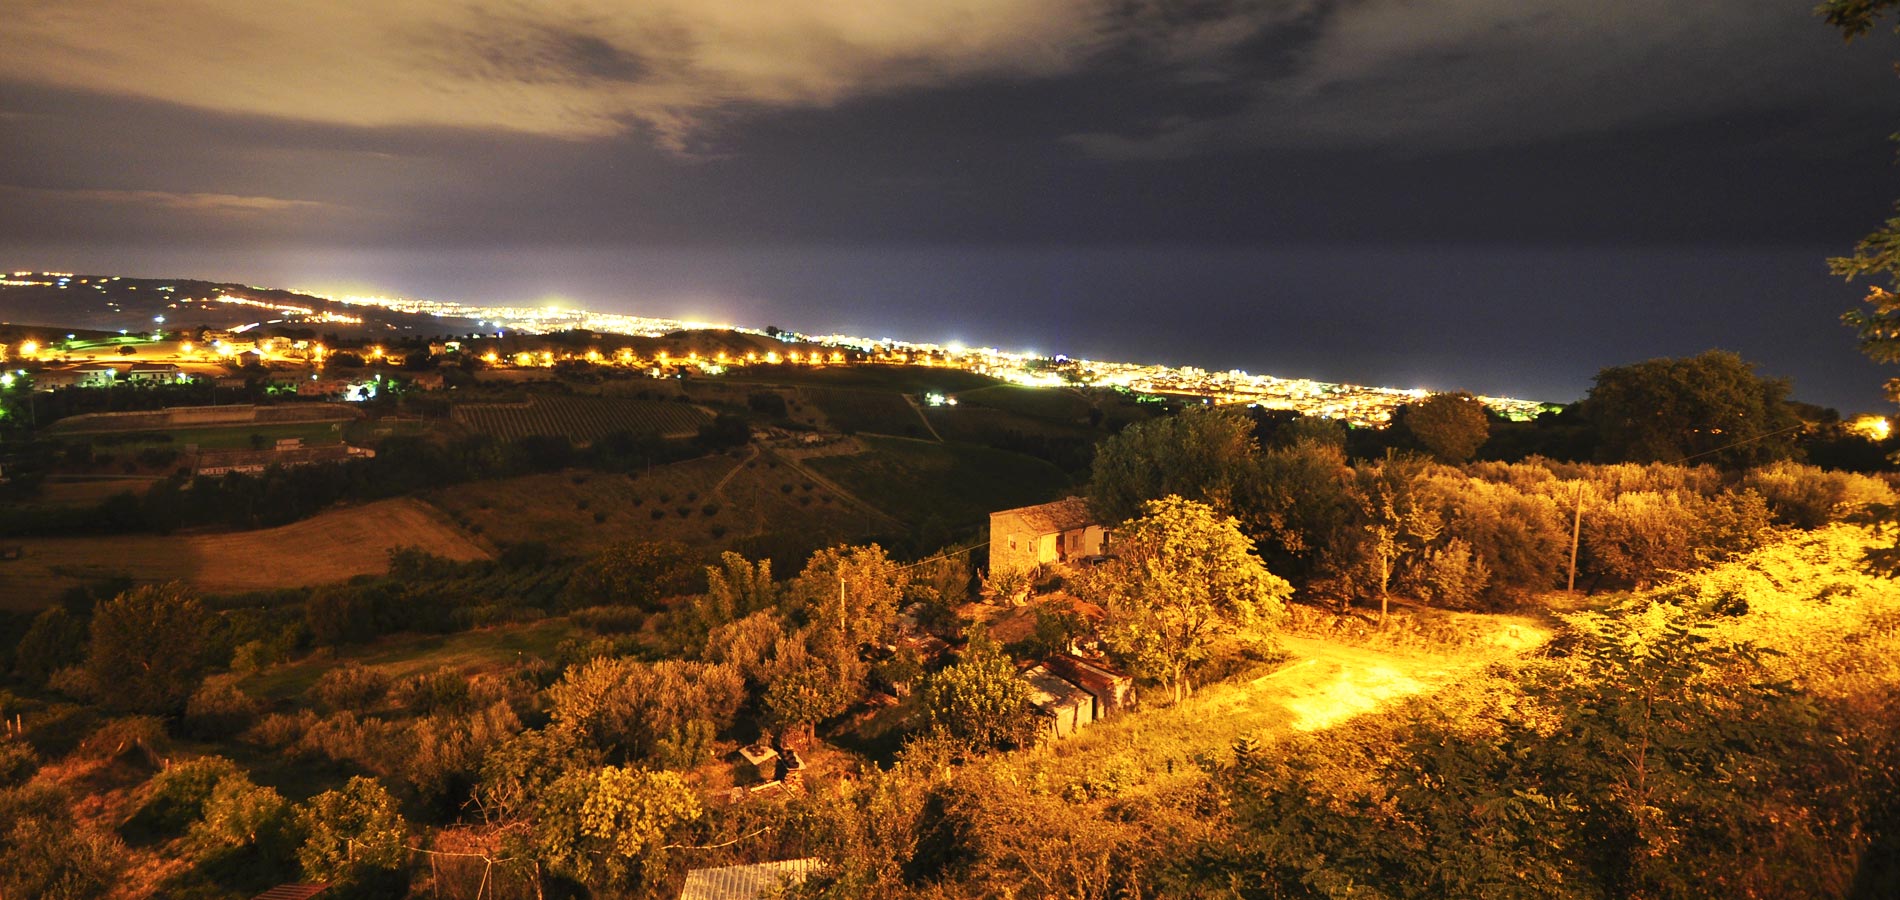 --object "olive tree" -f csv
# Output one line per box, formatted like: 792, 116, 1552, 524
1078, 496, 1291, 703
